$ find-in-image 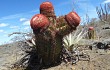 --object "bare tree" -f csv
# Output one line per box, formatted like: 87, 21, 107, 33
8, 30, 36, 52
96, 3, 110, 23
